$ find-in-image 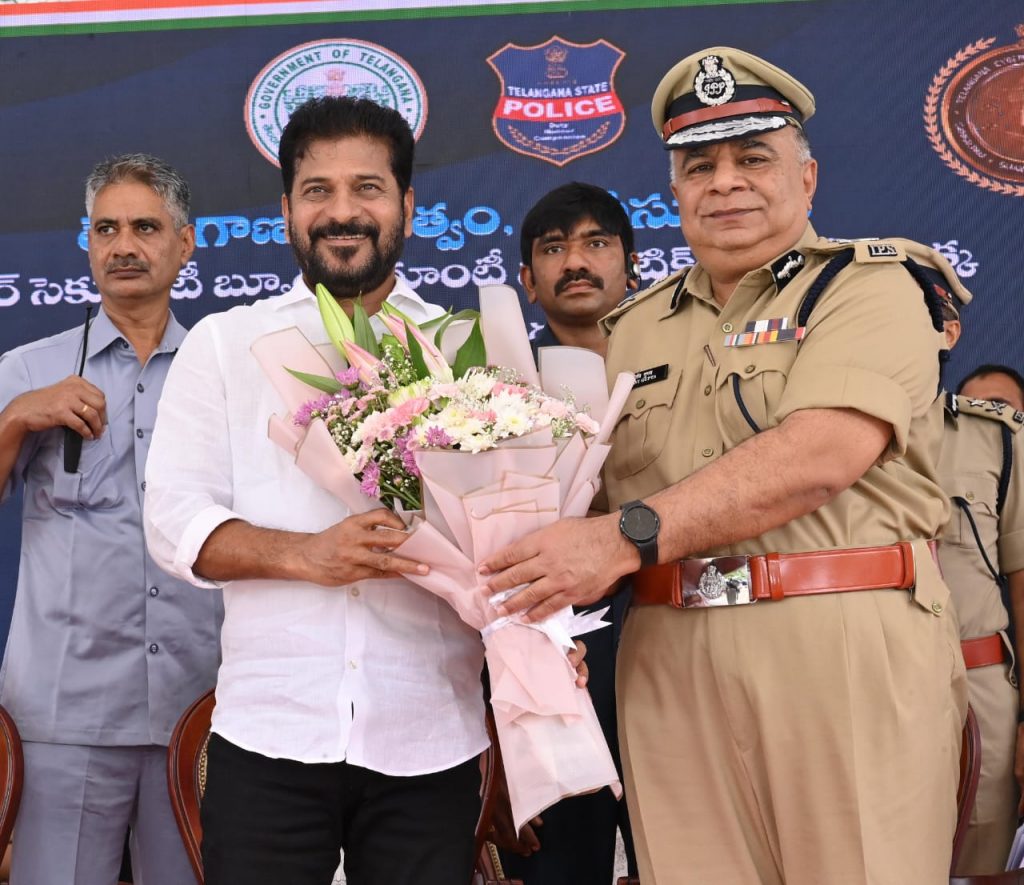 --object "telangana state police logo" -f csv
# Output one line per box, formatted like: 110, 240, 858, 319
924, 25, 1024, 197
245, 39, 428, 167
487, 36, 626, 167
